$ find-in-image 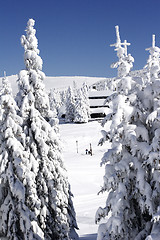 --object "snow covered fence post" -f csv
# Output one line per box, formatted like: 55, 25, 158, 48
76, 140, 78, 153
89, 143, 92, 156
